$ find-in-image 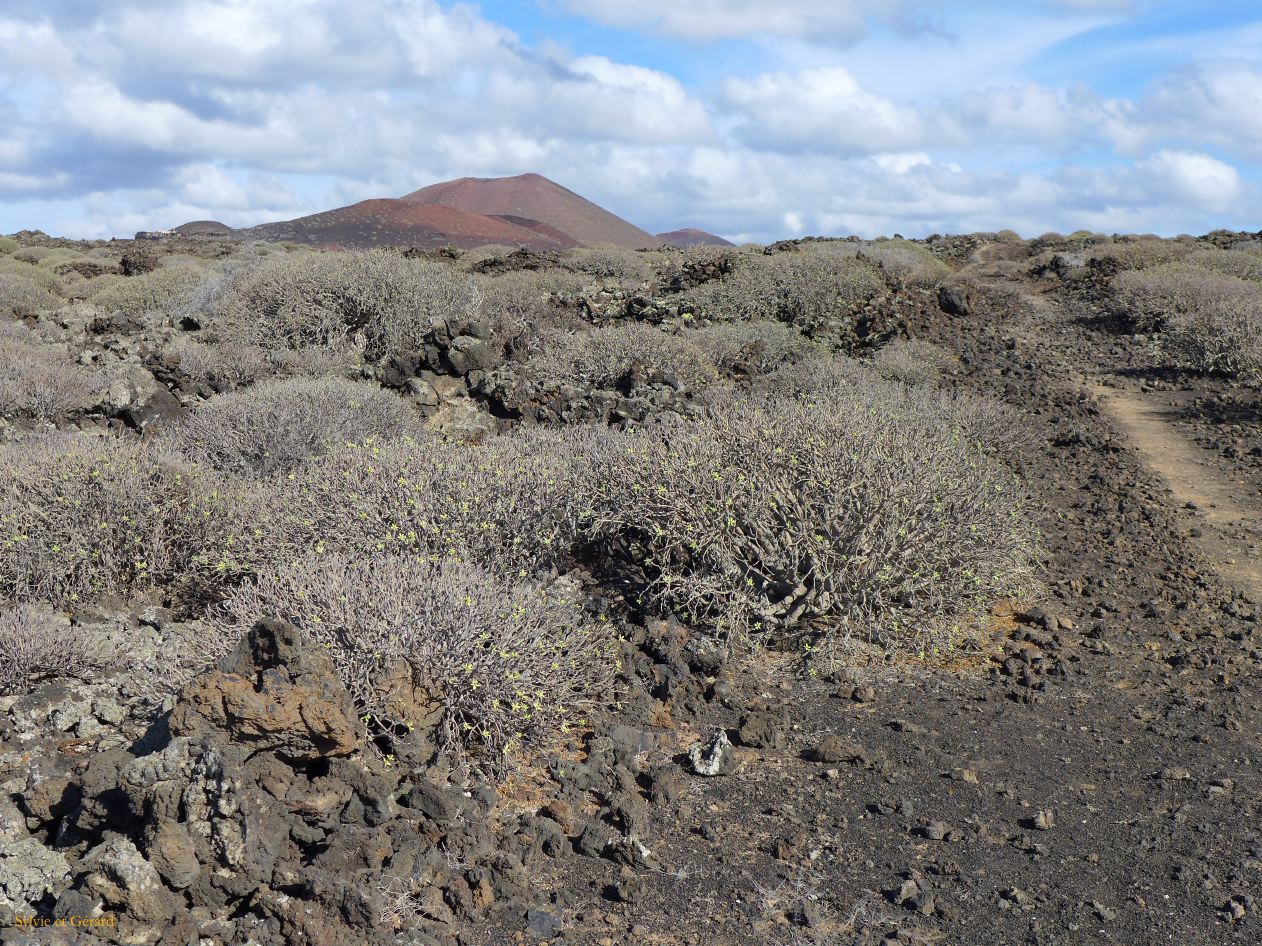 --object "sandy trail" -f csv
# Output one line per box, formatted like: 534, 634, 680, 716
1092, 383, 1262, 603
